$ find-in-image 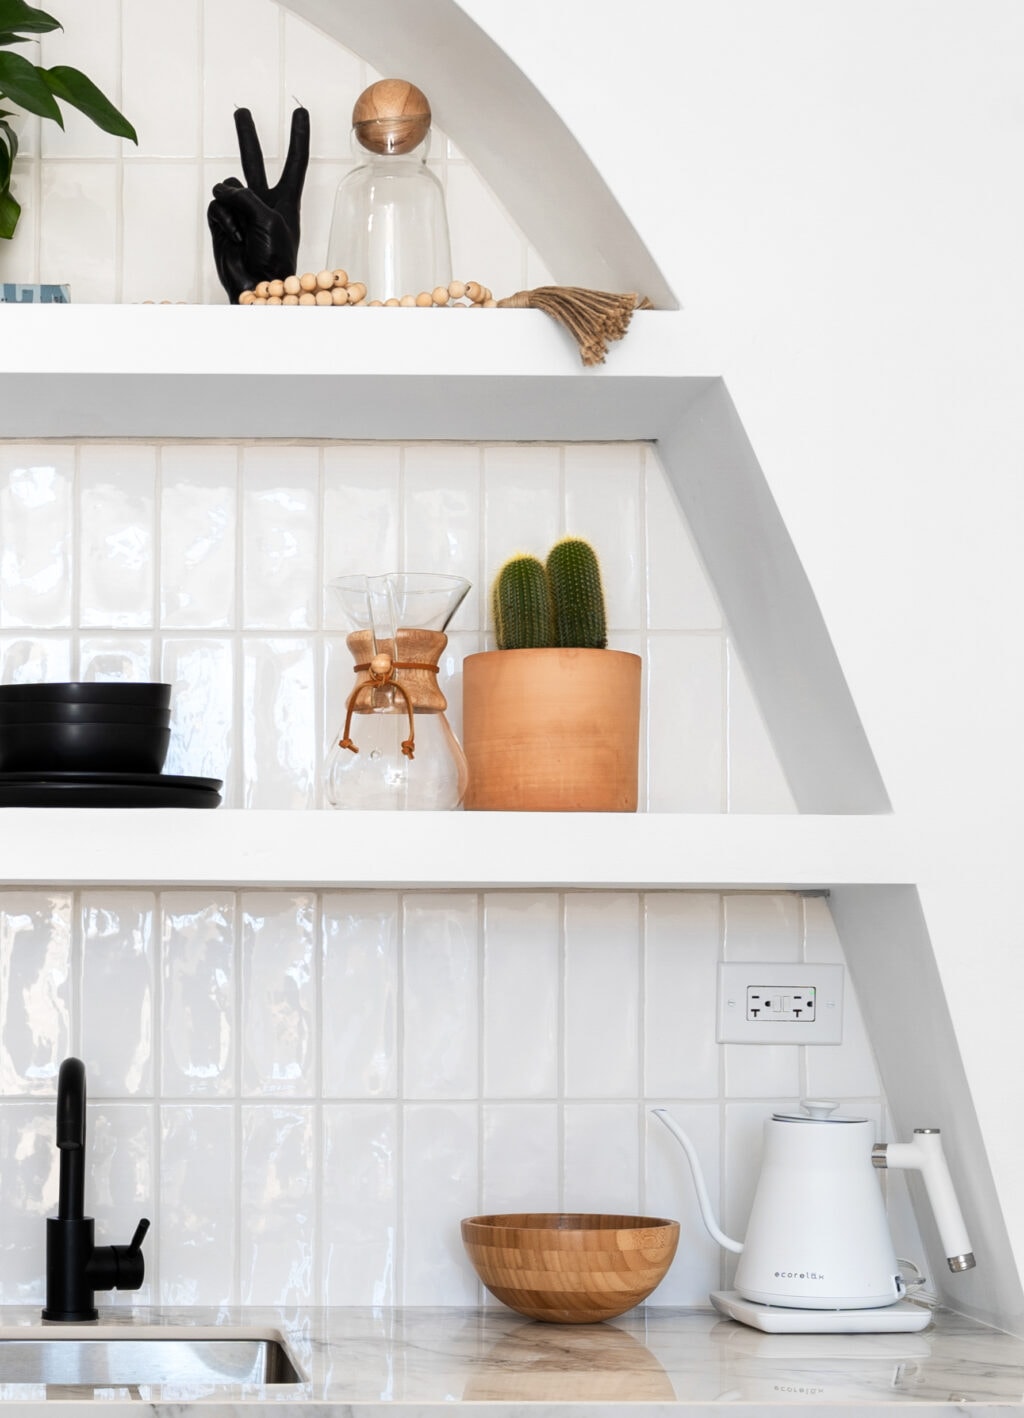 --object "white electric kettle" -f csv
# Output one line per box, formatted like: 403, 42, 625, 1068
653, 1101, 975, 1310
